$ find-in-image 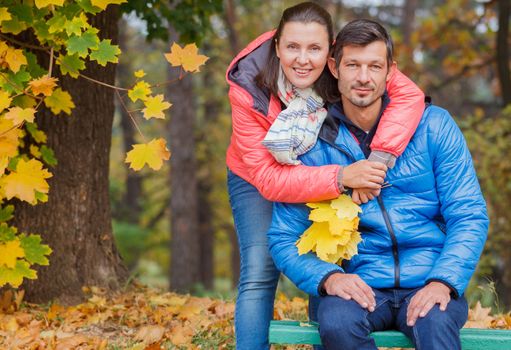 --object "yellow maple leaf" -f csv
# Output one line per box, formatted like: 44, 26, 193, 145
44, 88, 75, 115
1, 158, 52, 204
296, 222, 326, 255
299, 194, 362, 264
28, 76, 58, 96
128, 81, 151, 102
0, 89, 12, 111
142, 94, 172, 120
4, 47, 27, 73
91, 0, 127, 10
328, 216, 358, 237
164, 43, 209, 72
308, 205, 336, 222
30, 145, 41, 158
0, 156, 7, 175
34, 0, 65, 8
0, 239, 25, 268
4, 107, 36, 125
331, 194, 362, 220
125, 138, 170, 171
0, 8, 12, 24
134, 69, 146, 78
0, 118, 21, 159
